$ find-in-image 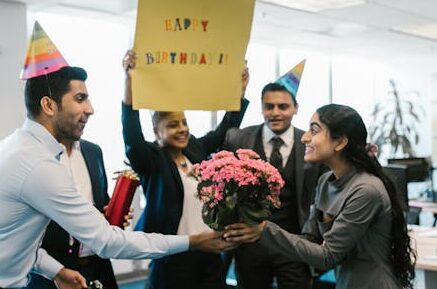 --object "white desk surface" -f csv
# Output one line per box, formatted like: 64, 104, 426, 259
409, 225, 437, 271
409, 200, 437, 214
